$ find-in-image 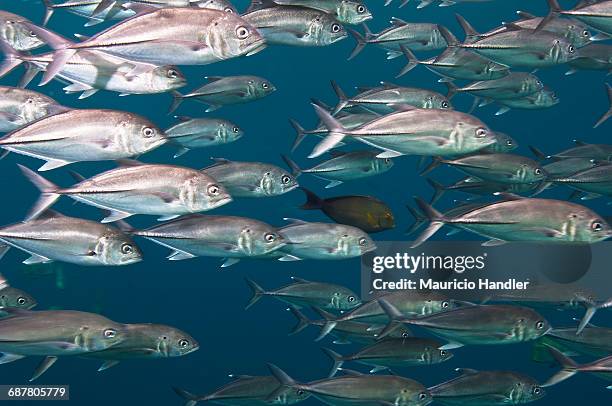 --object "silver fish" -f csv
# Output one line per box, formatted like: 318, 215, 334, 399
494, 89, 559, 116
18, 161, 232, 223
202, 158, 298, 197
165, 116, 243, 158
0, 86, 67, 133
283, 151, 393, 188
447, 72, 544, 101
0, 10, 44, 51
0, 209, 142, 266
266, 0, 372, 25
133, 214, 286, 266
543, 0, 612, 37
544, 346, 612, 388
568, 43, 612, 75
0, 109, 166, 171
0, 273, 37, 309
